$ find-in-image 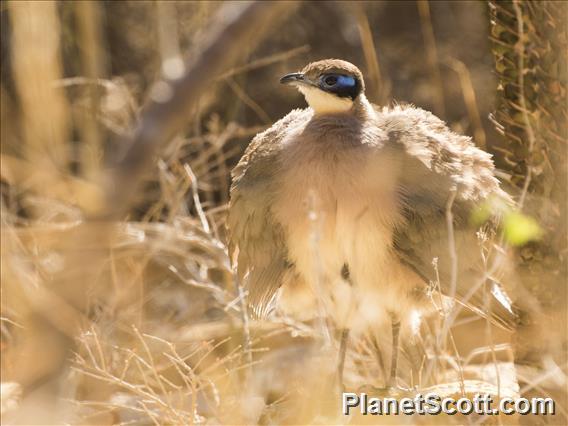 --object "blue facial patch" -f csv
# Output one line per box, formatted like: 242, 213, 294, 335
337, 75, 356, 88
320, 73, 361, 99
